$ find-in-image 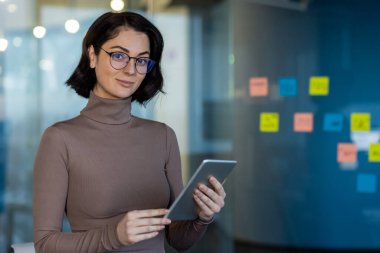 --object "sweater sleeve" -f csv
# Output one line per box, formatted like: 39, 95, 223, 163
33, 125, 122, 253
164, 126, 210, 251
